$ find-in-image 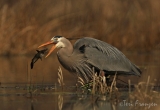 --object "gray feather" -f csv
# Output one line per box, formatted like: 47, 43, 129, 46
56, 37, 141, 82
73, 37, 141, 76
